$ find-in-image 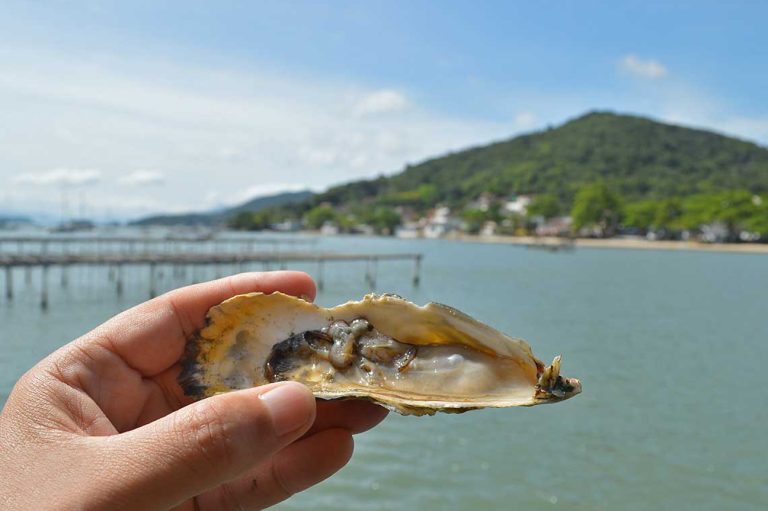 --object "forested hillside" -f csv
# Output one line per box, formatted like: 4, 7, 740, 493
235, 112, 768, 238
315, 111, 768, 210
